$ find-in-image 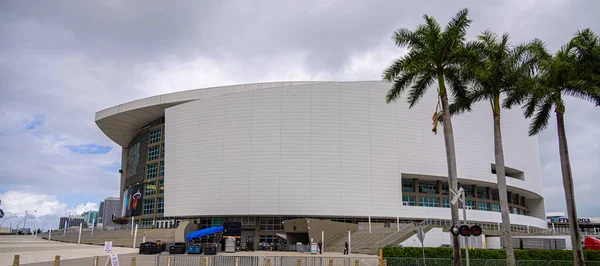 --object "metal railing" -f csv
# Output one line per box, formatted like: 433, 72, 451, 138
155, 255, 380, 266
154, 255, 600, 266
